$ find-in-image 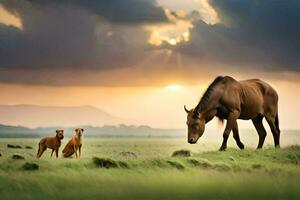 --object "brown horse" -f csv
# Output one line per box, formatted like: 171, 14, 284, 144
184, 76, 280, 150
